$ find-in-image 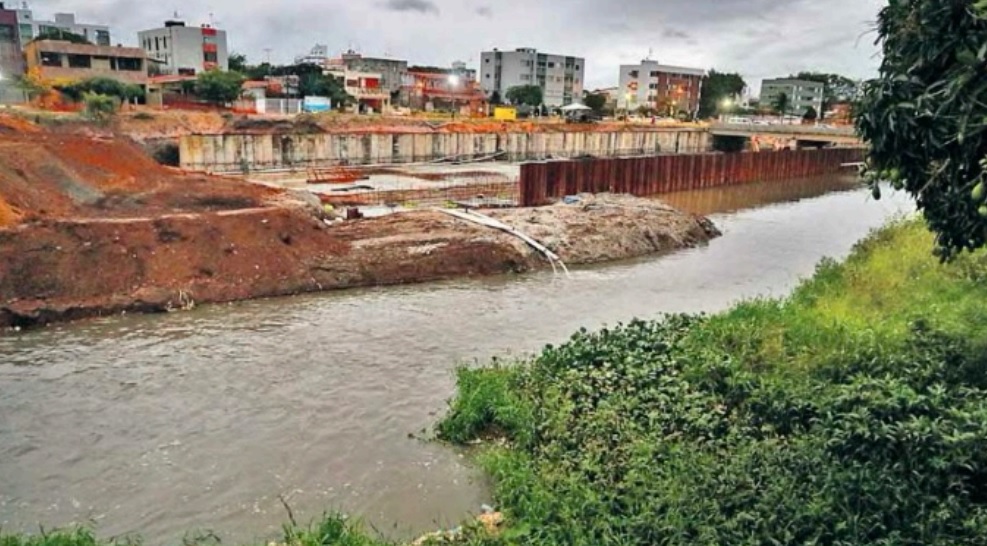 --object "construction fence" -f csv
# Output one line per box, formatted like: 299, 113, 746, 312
518, 148, 865, 207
